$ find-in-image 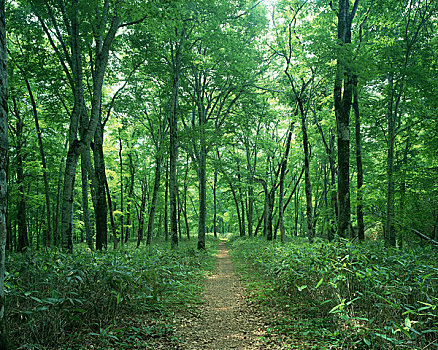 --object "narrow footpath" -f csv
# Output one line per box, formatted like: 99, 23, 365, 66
174, 241, 285, 349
